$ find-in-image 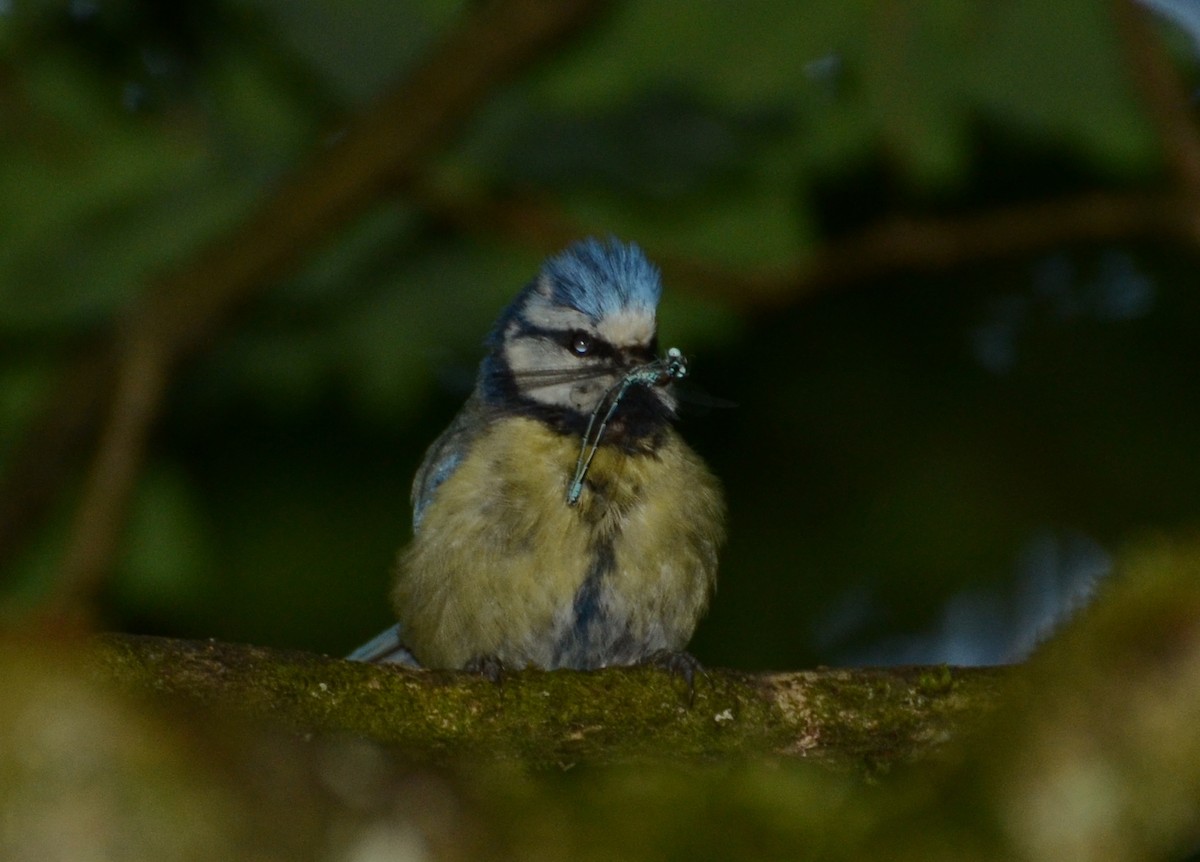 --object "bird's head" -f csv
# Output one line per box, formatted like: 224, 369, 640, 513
479, 238, 681, 442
